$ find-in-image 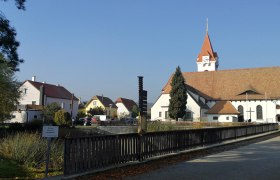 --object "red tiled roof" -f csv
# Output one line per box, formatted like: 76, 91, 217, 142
197, 32, 218, 62
27, 80, 78, 100
116, 98, 137, 111
206, 101, 240, 115
162, 66, 280, 101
